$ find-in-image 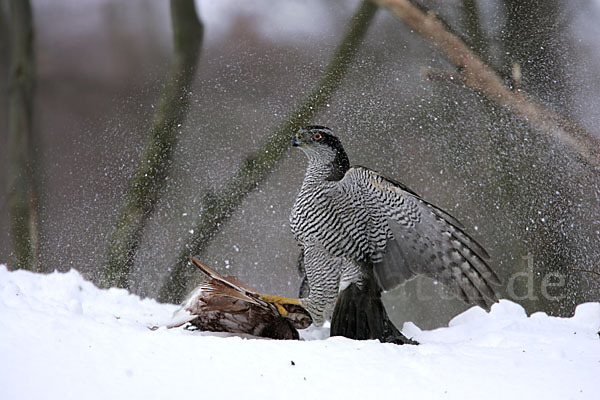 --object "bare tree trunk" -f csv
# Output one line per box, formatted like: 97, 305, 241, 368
7, 0, 40, 272
158, 0, 379, 303
0, 3, 8, 54
499, 0, 583, 316
460, 0, 489, 64
102, 0, 203, 288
